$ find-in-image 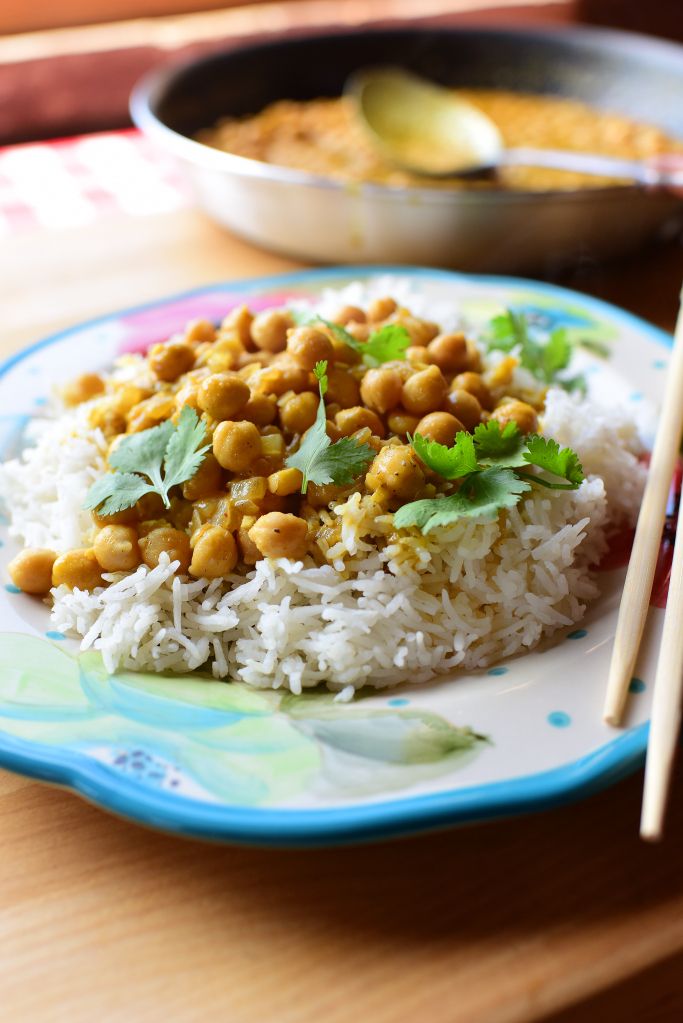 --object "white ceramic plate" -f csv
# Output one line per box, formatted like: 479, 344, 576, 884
0, 268, 668, 845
